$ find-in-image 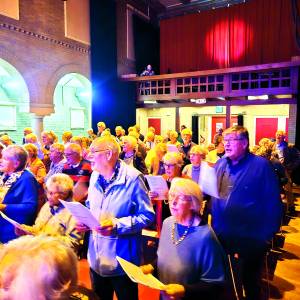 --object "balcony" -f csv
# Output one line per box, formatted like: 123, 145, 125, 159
123, 60, 300, 107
